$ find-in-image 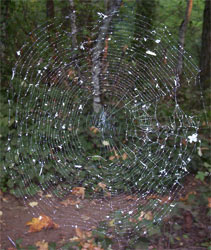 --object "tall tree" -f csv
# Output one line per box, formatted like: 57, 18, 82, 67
0, 0, 11, 83
177, 0, 193, 76
200, 0, 210, 89
92, 0, 122, 113
46, 0, 55, 19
